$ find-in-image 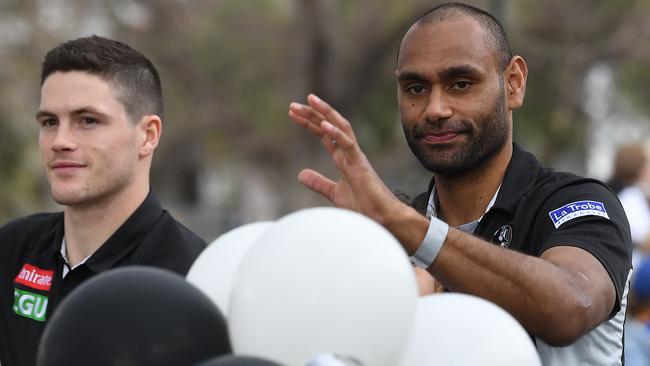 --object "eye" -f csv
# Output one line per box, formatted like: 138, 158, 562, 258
450, 80, 472, 91
39, 118, 58, 128
406, 85, 428, 95
80, 117, 99, 126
